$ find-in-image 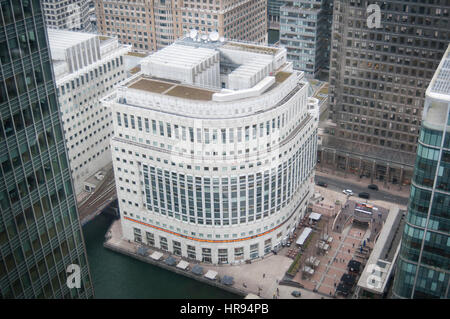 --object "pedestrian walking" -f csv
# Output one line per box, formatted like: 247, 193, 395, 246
263, 273, 265, 278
